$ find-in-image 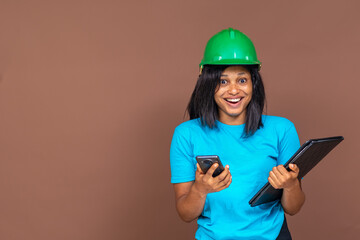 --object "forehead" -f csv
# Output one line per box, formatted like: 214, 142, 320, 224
221, 65, 250, 76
